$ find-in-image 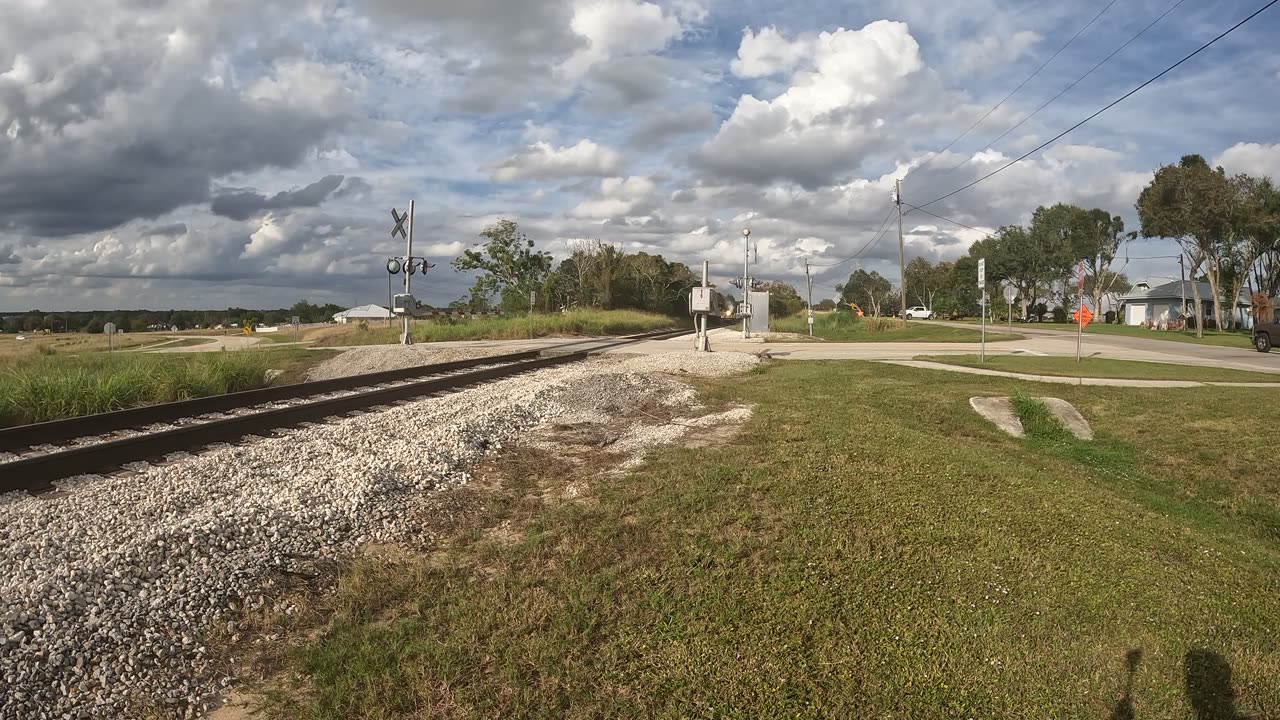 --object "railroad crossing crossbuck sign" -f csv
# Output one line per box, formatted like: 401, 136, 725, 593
391, 208, 409, 239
